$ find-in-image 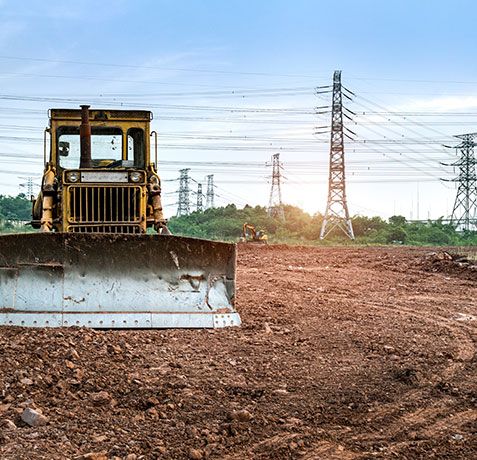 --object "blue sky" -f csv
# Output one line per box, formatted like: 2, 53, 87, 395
1, 0, 476, 220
